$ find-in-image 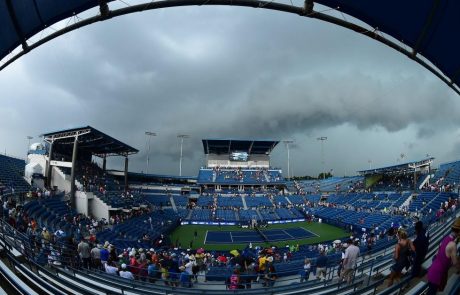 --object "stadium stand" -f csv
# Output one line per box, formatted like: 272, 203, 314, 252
196, 196, 214, 207
95, 191, 146, 209
1, 202, 458, 294
2, 132, 460, 294
258, 208, 279, 220
198, 167, 284, 185
1, 161, 460, 295
290, 176, 364, 194
273, 195, 290, 206
143, 194, 171, 207
0, 154, 31, 194
173, 195, 189, 207
245, 196, 273, 207
275, 207, 303, 219
239, 209, 259, 221
216, 195, 243, 207
287, 194, 306, 204
189, 208, 212, 221
22, 197, 81, 235
215, 209, 238, 221
430, 160, 460, 185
